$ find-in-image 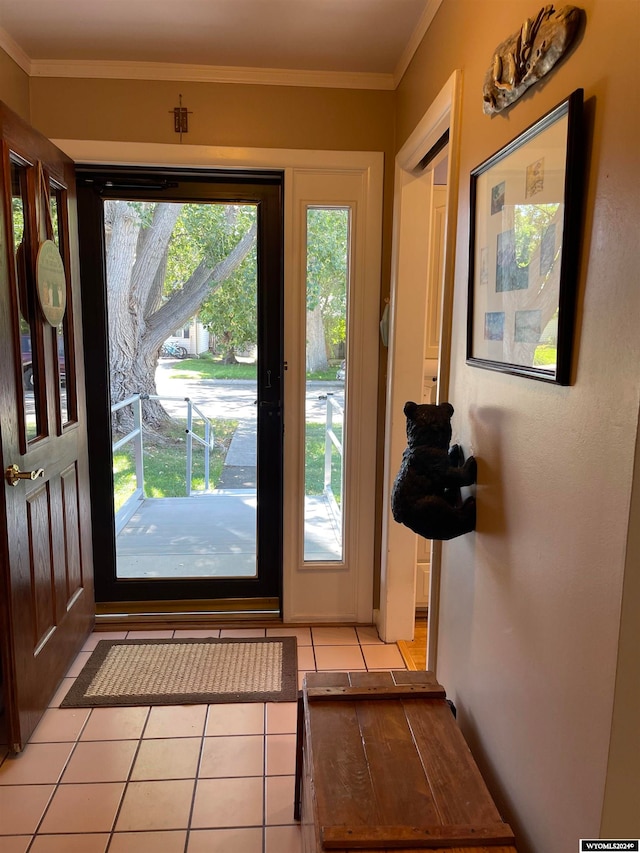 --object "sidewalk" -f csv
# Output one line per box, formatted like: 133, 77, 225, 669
217, 420, 257, 489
